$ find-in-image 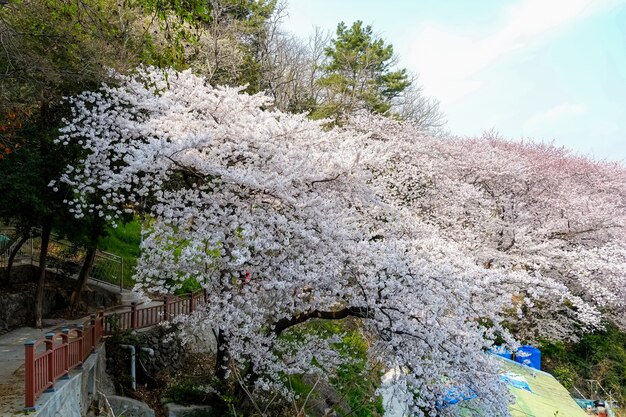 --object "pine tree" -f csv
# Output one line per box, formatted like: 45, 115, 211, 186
313, 21, 411, 121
